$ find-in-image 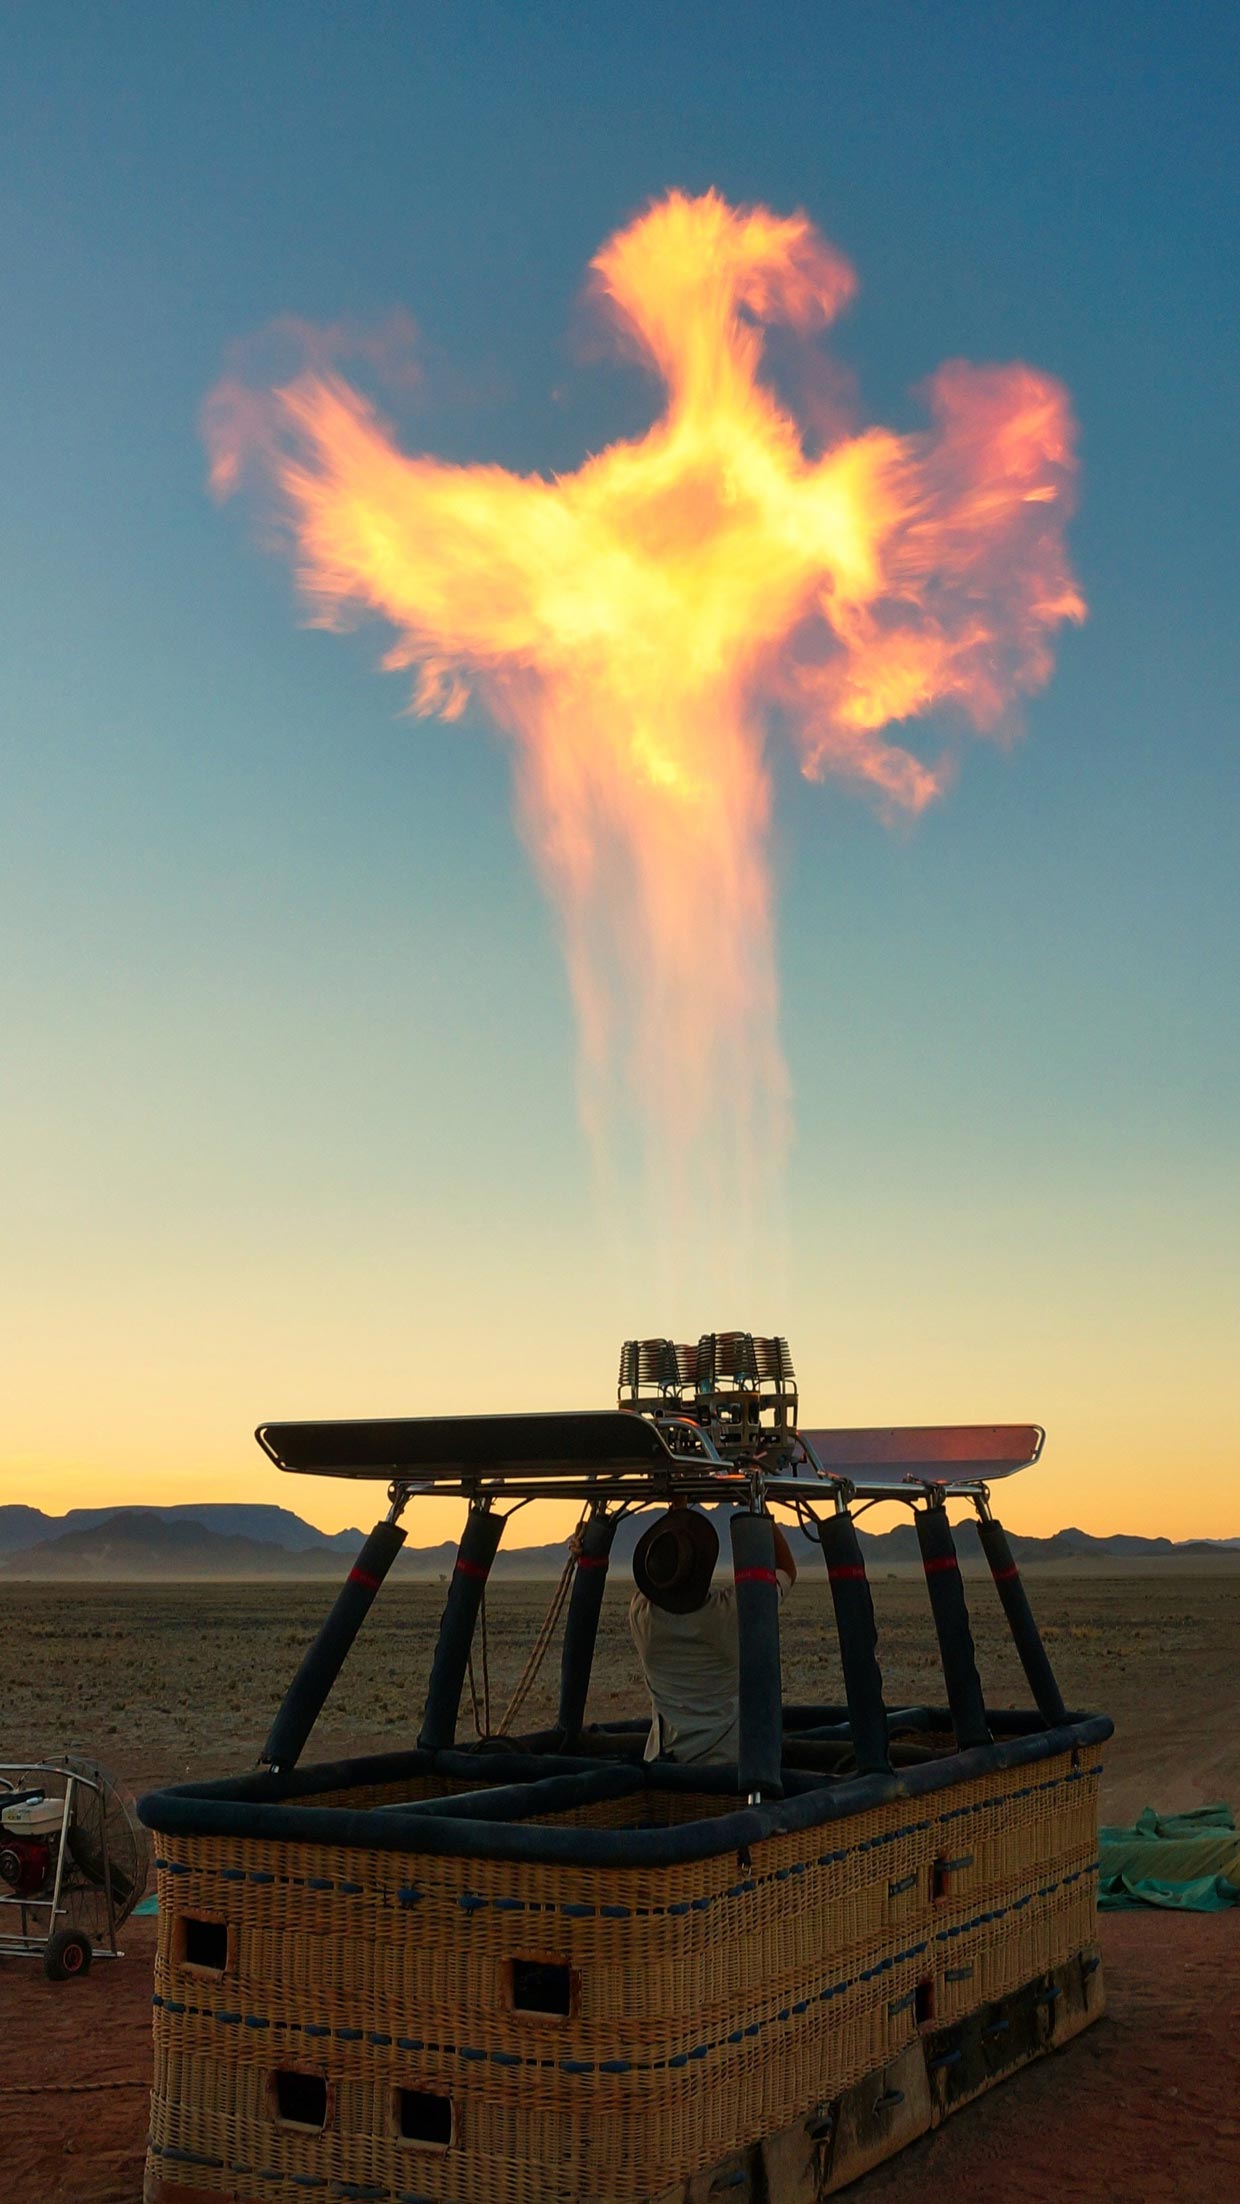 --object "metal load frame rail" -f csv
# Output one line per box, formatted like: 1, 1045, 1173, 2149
255, 1410, 1064, 1799
255, 1408, 1044, 1504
